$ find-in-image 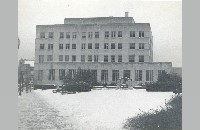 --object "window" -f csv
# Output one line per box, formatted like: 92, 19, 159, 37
72, 44, 76, 49
72, 55, 76, 62
104, 55, 108, 62
81, 43, 85, 49
118, 55, 122, 62
72, 32, 76, 39
48, 44, 53, 50
82, 32, 86, 38
130, 31, 135, 37
88, 43, 92, 49
139, 31, 144, 38
112, 70, 119, 82
59, 44, 63, 49
129, 55, 135, 62
104, 43, 109, 49
49, 32, 54, 38
38, 70, 43, 81
158, 70, 166, 79
68, 69, 76, 79
118, 31, 122, 37
40, 32, 45, 38
66, 32, 70, 38
59, 55, 63, 61
60, 32, 64, 38
39, 55, 44, 63
88, 32, 92, 38
135, 70, 142, 81
59, 69, 65, 80
95, 32, 99, 38
88, 55, 92, 62
48, 69, 55, 80
129, 43, 135, 49
118, 43, 122, 49
95, 43, 99, 49
47, 55, 53, 61
94, 55, 98, 62
66, 44, 70, 49
123, 70, 130, 78
111, 31, 116, 38
101, 70, 108, 83
40, 44, 45, 49
91, 70, 97, 82
146, 70, 153, 81
105, 31, 109, 38
111, 43, 115, 49
81, 55, 85, 62
111, 55, 115, 62
139, 55, 144, 62
65, 55, 69, 61
139, 43, 145, 49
